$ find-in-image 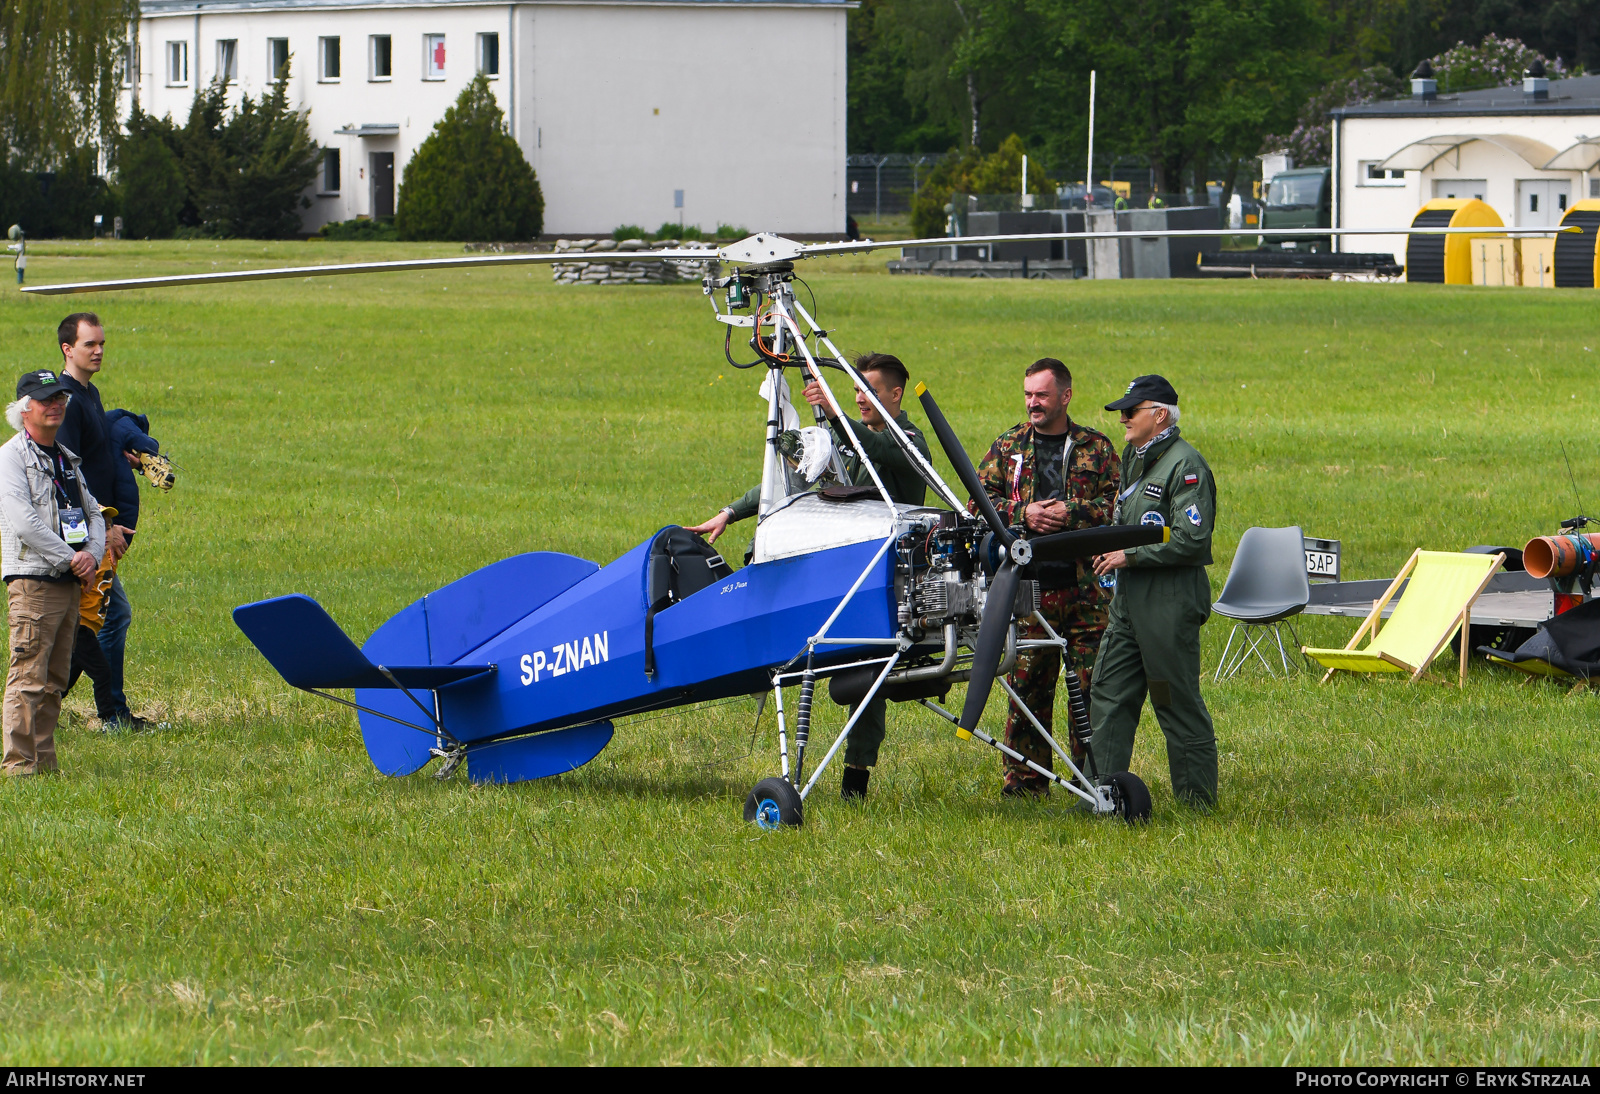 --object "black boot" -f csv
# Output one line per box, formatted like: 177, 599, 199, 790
841, 765, 870, 801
